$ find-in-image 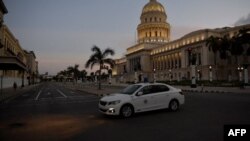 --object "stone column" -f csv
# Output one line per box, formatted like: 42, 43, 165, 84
191, 65, 196, 88
22, 70, 24, 87
244, 68, 248, 84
